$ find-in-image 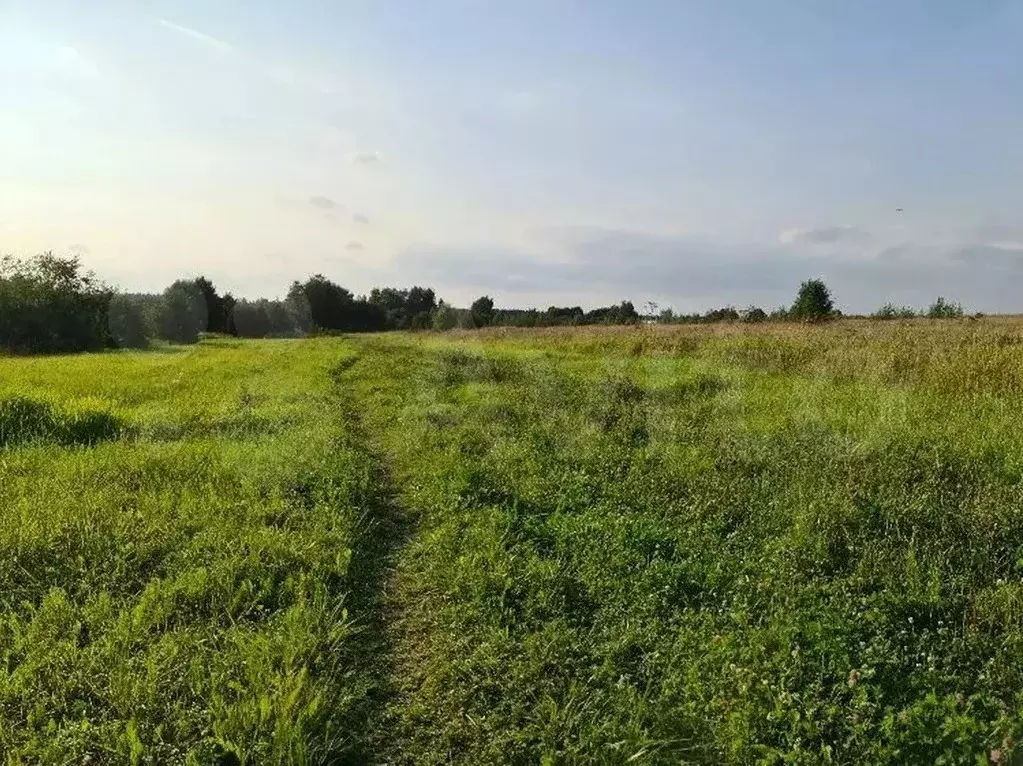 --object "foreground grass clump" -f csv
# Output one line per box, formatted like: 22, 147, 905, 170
0, 393, 122, 447
0, 339, 385, 763
340, 324, 1023, 764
